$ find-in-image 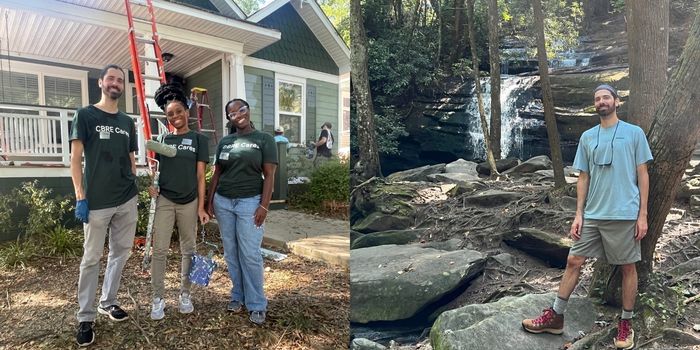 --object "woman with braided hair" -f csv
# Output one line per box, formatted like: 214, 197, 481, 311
148, 83, 210, 320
